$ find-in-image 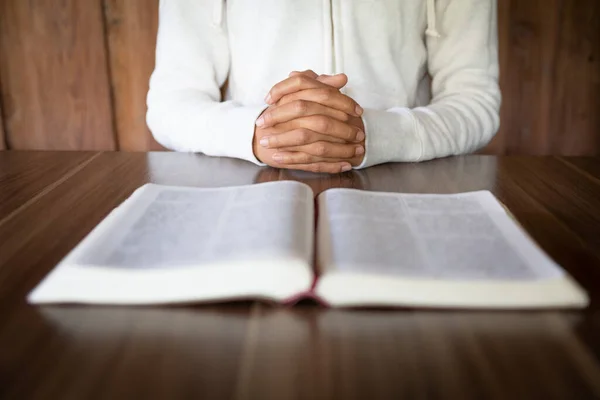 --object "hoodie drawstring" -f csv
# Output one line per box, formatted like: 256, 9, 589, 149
426, 0, 441, 38
212, 0, 224, 30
